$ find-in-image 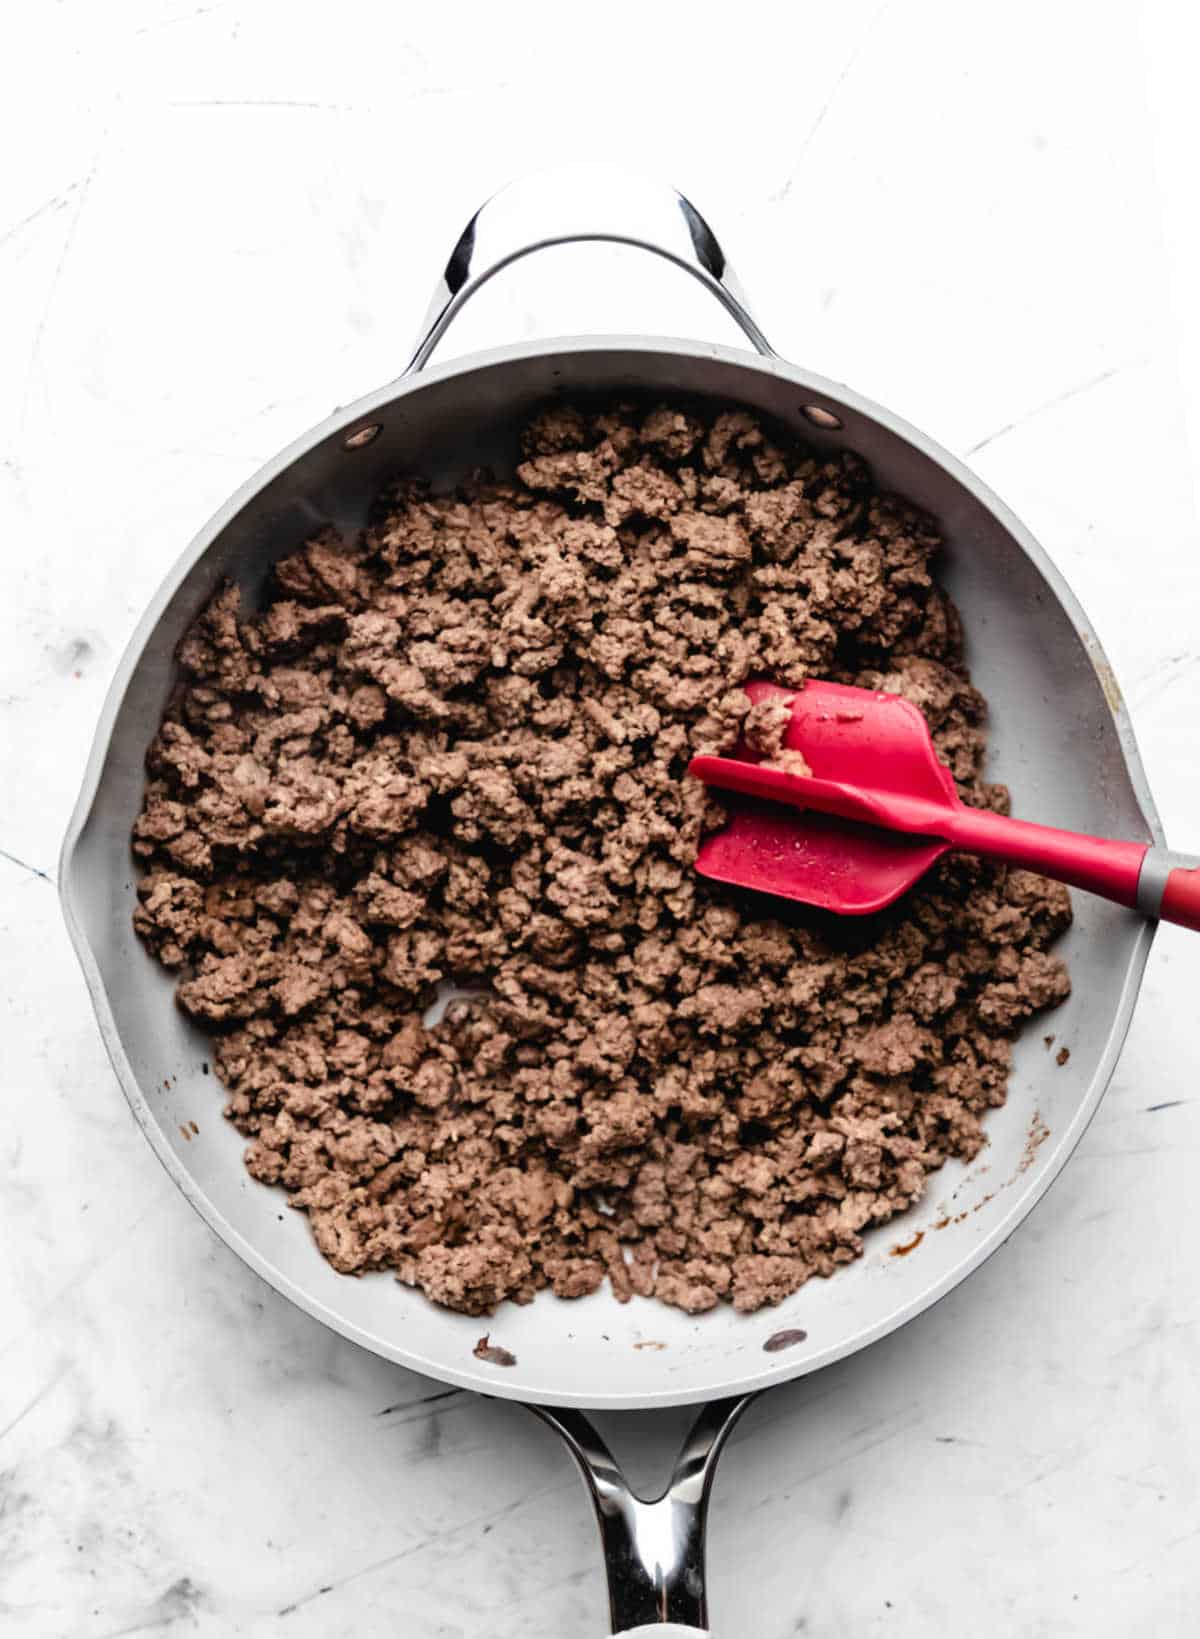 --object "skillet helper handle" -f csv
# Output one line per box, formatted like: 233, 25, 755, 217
531, 1395, 753, 1634
405, 163, 776, 373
